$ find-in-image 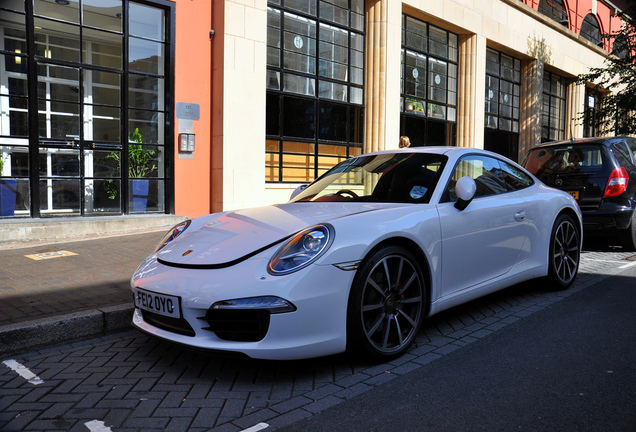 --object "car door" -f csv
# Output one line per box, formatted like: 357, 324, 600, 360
436, 155, 530, 296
